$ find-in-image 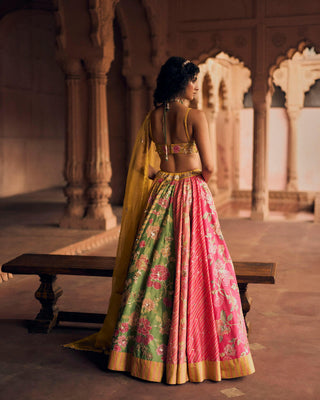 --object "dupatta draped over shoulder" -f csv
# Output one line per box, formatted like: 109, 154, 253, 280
65, 113, 160, 353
